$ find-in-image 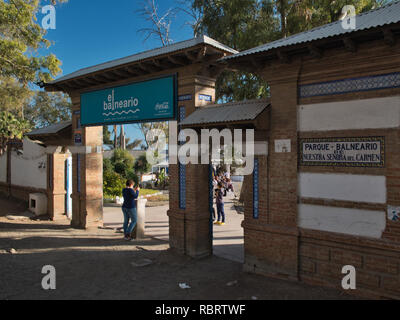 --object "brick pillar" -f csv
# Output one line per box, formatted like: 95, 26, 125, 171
6, 145, 11, 196
242, 64, 301, 280
70, 94, 103, 229
168, 74, 216, 258
47, 152, 67, 221
184, 163, 212, 258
